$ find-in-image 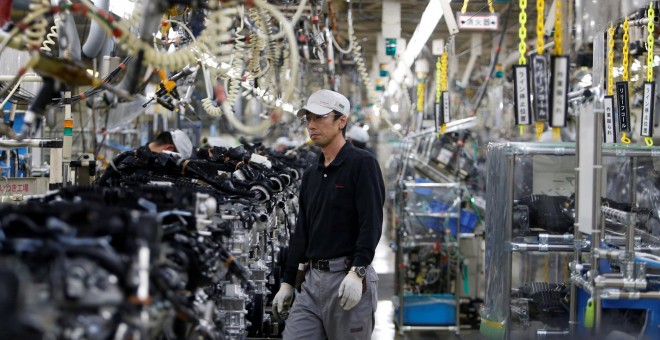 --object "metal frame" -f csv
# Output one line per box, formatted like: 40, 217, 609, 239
484, 141, 660, 338
394, 172, 464, 335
